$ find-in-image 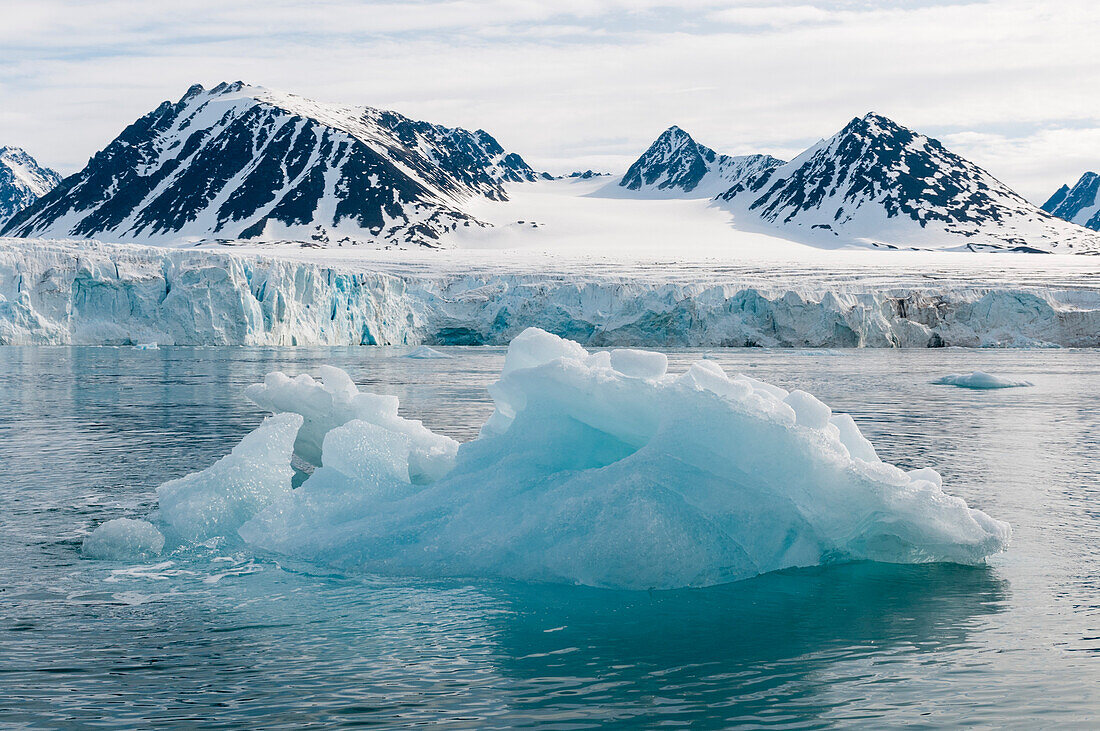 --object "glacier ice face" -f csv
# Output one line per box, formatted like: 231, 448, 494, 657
934, 371, 1033, 389
82, 518, 165, 561
3, 239, 1100, 348
134, 328, 1010, 589
156, 413, 302, 542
